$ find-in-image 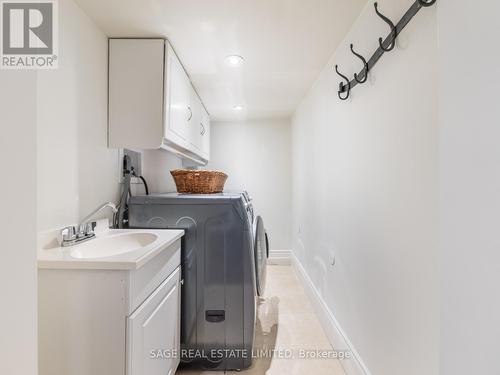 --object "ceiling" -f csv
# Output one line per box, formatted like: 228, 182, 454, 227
74, 0, 367, 121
